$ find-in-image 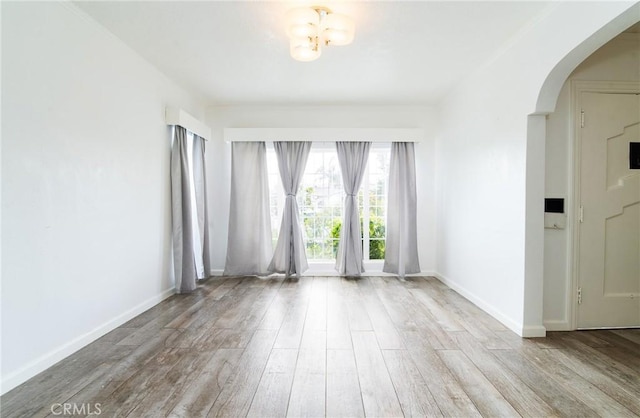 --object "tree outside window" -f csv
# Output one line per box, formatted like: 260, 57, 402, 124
268, 144, 389, 261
